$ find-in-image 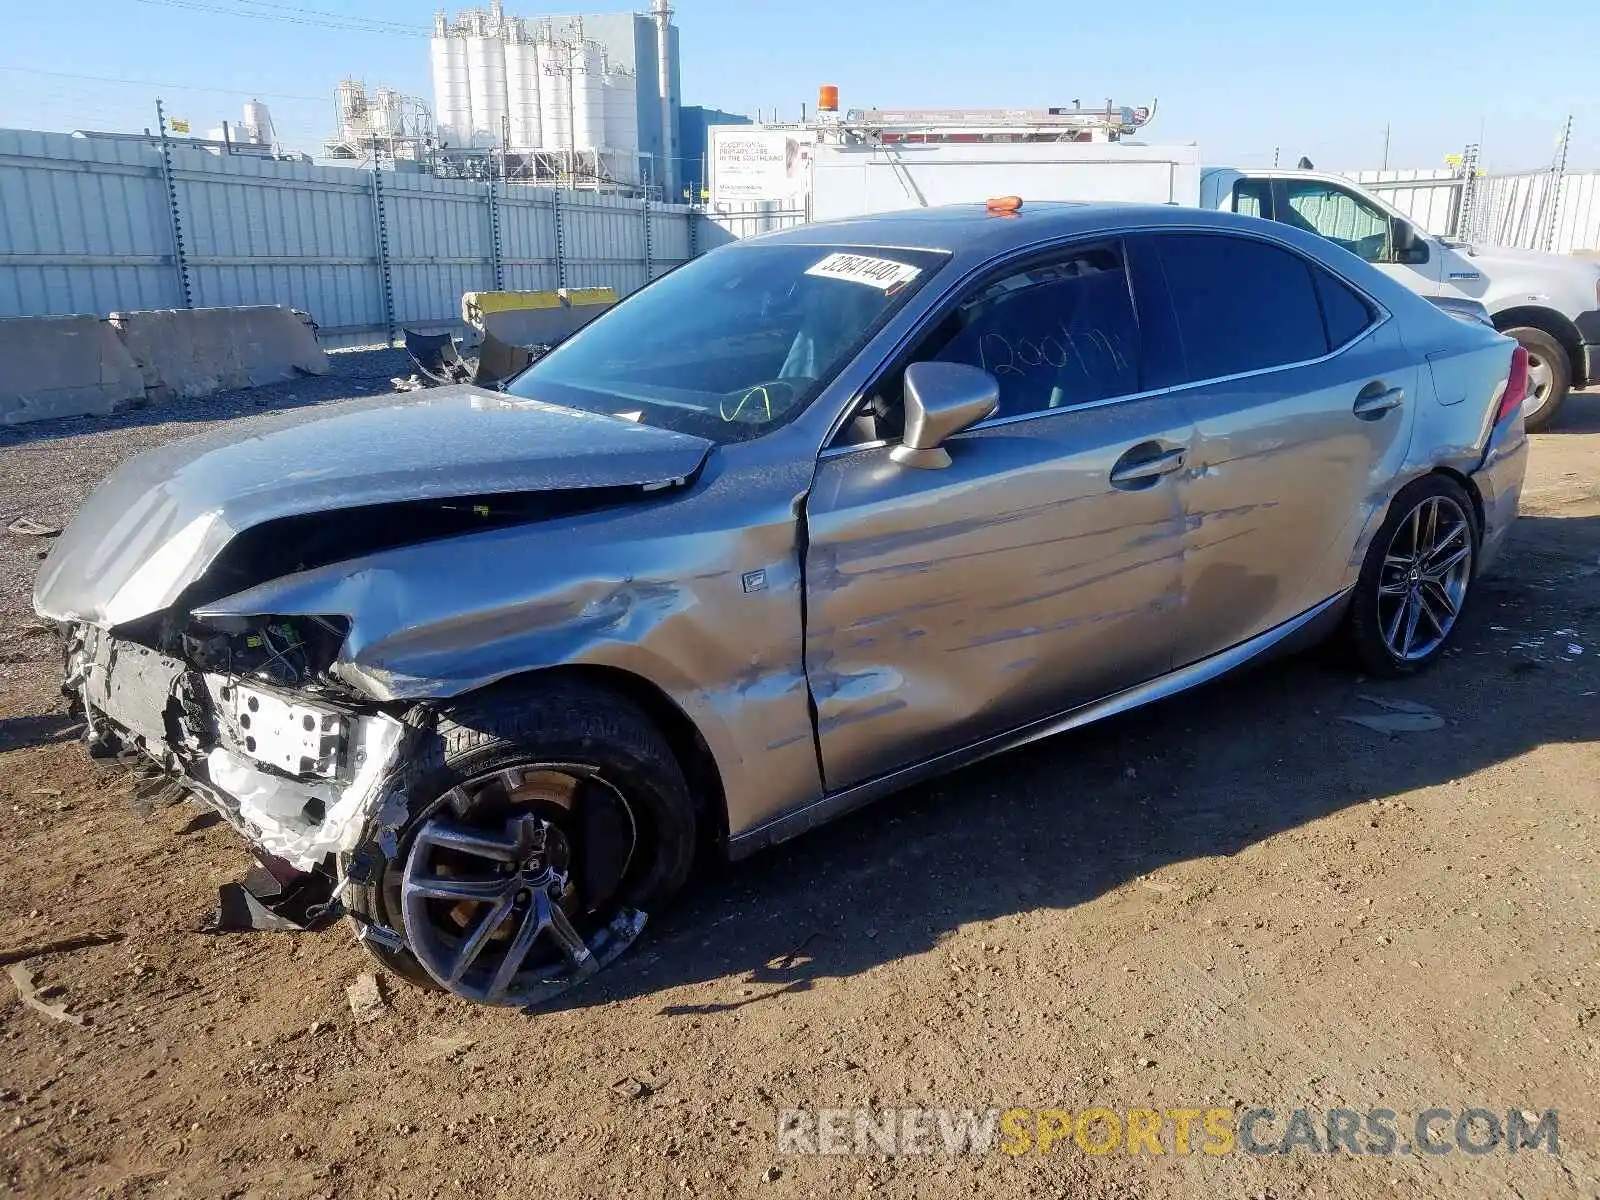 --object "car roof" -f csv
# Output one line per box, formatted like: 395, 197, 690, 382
738, 202, 1277, 261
